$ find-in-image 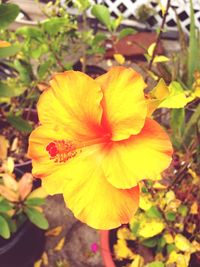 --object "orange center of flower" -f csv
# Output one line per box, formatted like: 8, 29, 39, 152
46, 140, 77, 163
